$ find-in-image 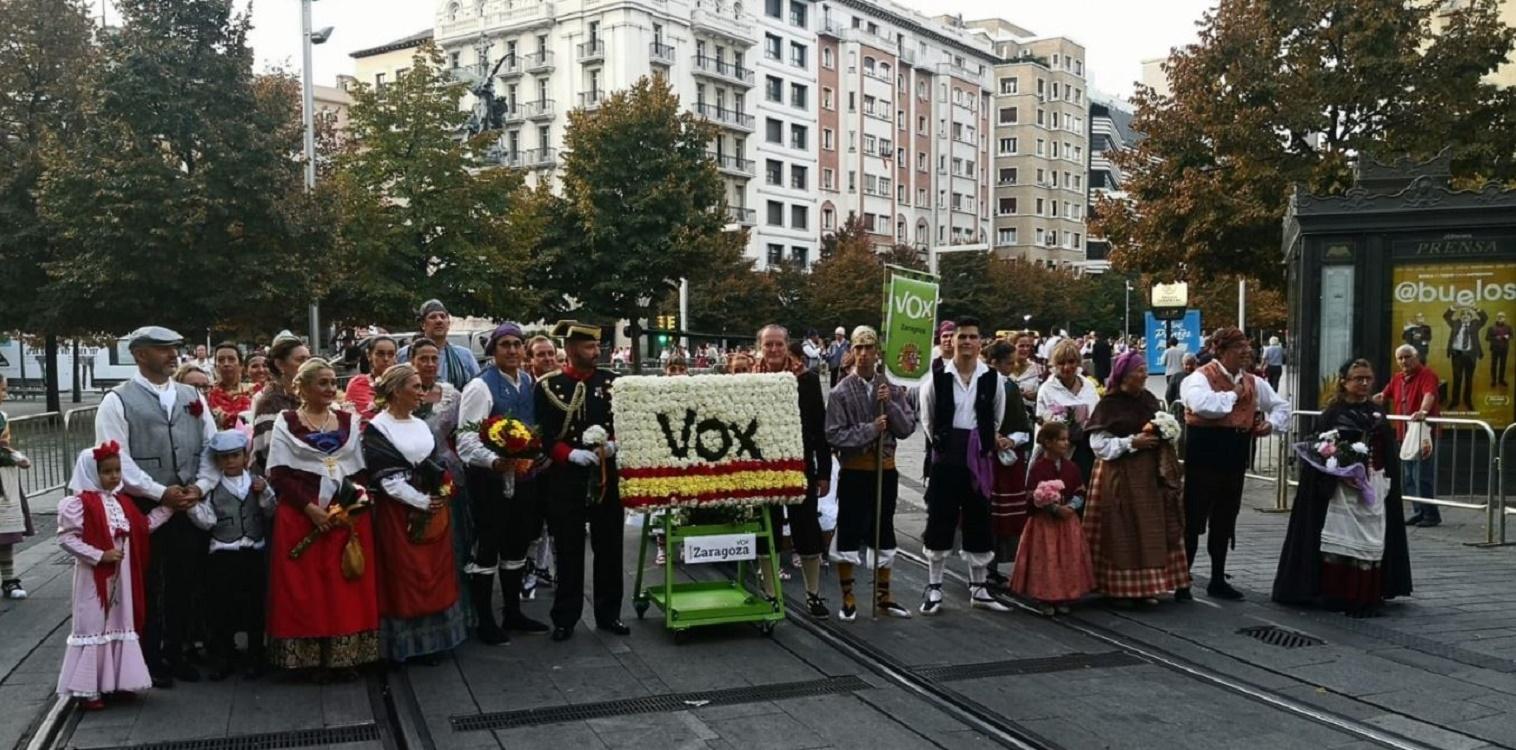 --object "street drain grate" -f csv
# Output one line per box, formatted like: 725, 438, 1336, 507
1238, 625, 1325, 649
450, 674, 871, 732
102, 723, 380, 750
912, 651, 1143, 682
